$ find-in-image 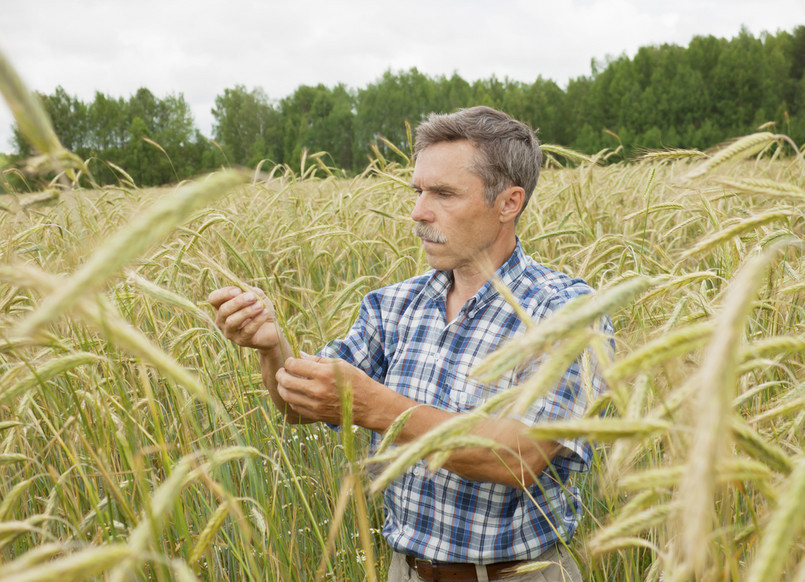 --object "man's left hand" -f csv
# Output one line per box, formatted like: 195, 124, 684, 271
275, 354, 379, 426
